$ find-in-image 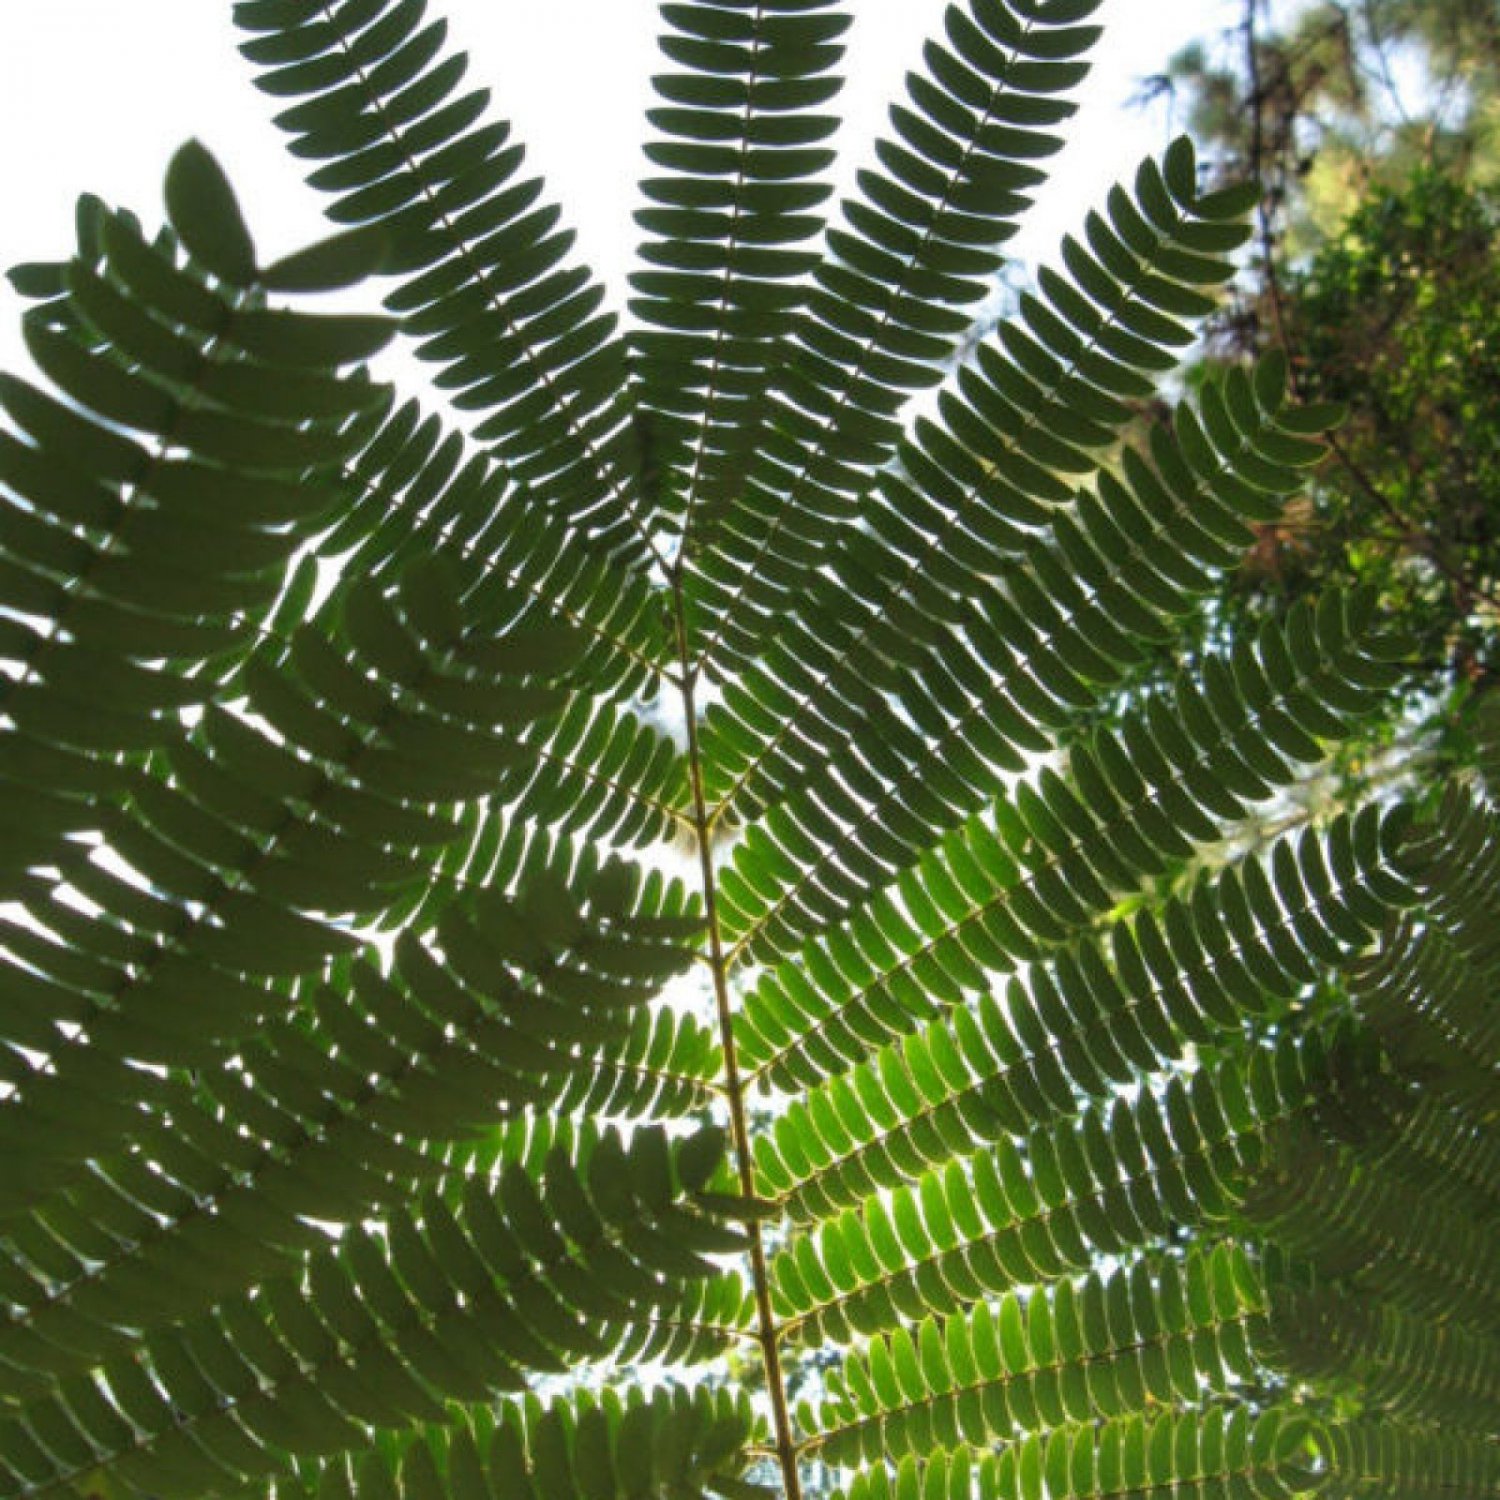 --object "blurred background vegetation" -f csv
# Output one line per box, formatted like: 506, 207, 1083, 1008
1111, 0, 1499, 820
